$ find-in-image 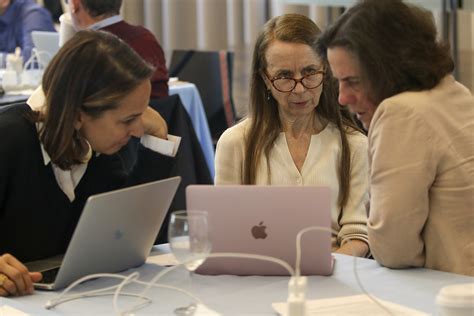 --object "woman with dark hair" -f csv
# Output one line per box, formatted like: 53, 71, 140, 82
0, 30, 179, 296
215, 14, 370, 257
317, 0, 474, 276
